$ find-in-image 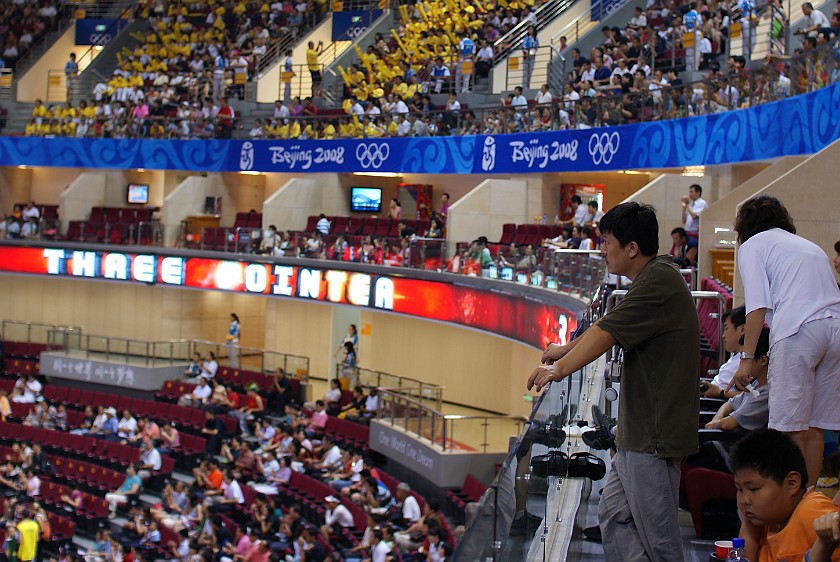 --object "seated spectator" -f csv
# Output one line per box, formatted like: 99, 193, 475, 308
731, 429, 840, 562
201, 352, 219, 380
229, 384, 265, 438
117, 409, 139, 440
192, 459, 224, 499
183, 352, 203, 380
320, 495, 354, 541
60, 483, 84, 515
305, 435, 343, 475
201, 410, 224, 454
328, 451, 364, 493
105, 465, 142, 518
303, 400, 328, 437
207, 470, 244, 510
178, 377, 212, 407
688, 328, 771, 472
702, 306, 746, 399
670, 227, 698, 268
159, 421, 180, 454
347, 388, 379, 424
393, 482, 422, 530
137, 438, 162, 481
93, 407, 119, 440
266, 367, 293, 411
